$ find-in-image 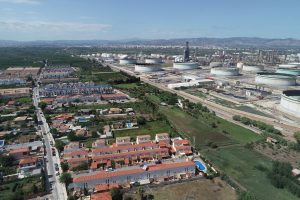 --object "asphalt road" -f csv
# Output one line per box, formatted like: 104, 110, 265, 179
33, 86, 68, 200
